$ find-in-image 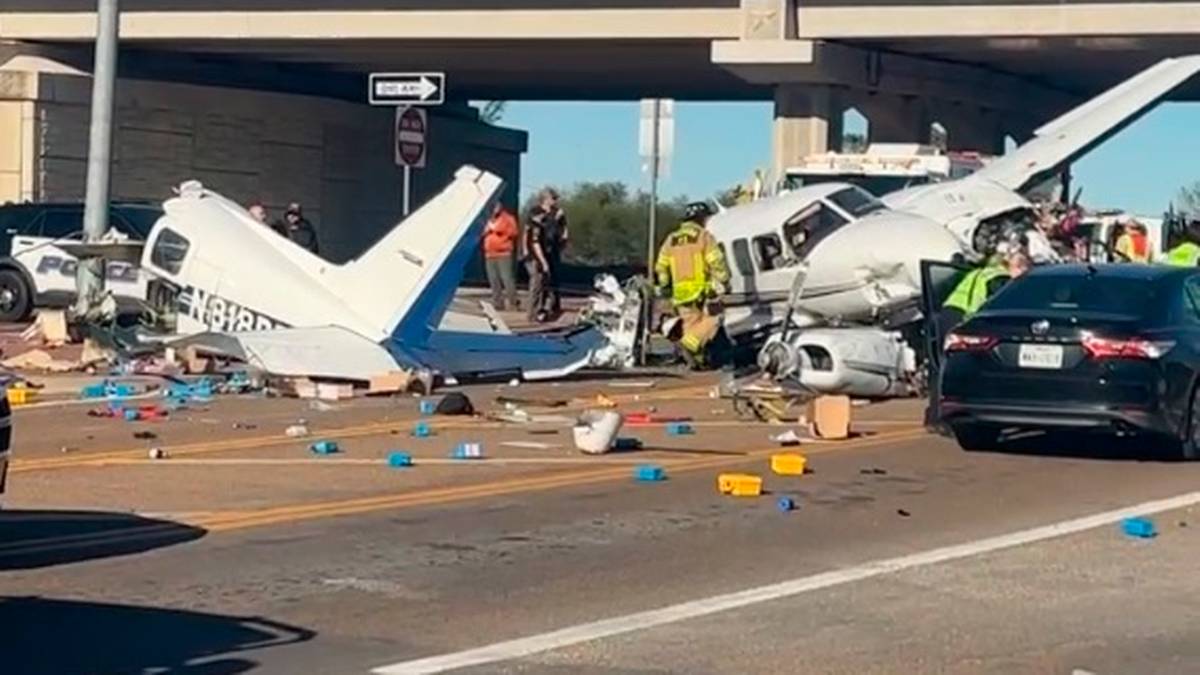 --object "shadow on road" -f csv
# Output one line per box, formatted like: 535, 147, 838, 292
0, 509, 205, 571
986, 431, 1184, 463
1, 596, 315, 675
